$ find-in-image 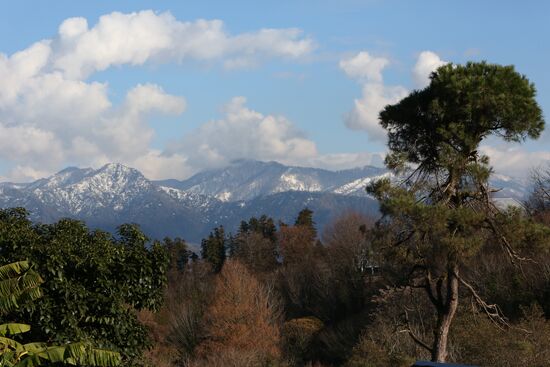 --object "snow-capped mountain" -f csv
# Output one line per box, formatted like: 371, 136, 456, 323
155, 159, 389, 201
0, 163, 221, 241
0, 160, 530, 243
